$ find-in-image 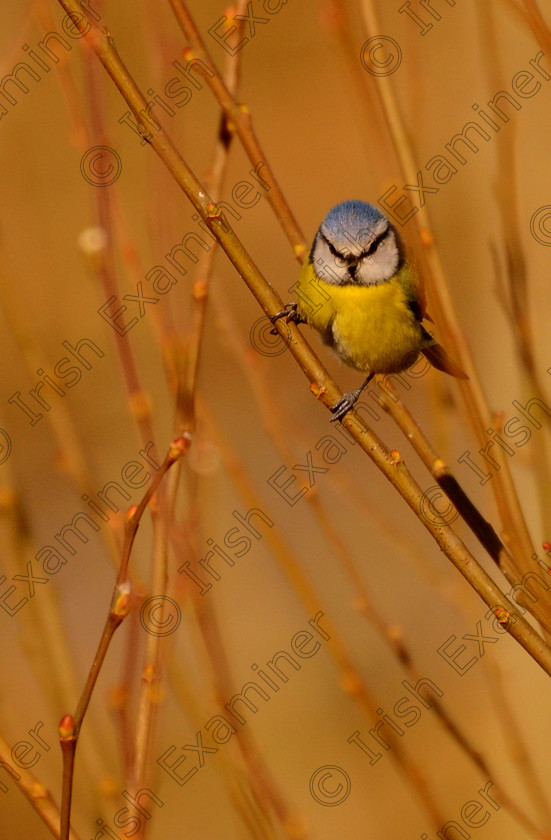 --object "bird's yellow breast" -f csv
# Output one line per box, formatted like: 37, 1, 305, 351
296, 260, 424, 374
